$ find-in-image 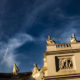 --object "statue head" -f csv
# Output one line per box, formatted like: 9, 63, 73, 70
48, 34, 51, 40
34, 64, 37, 67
